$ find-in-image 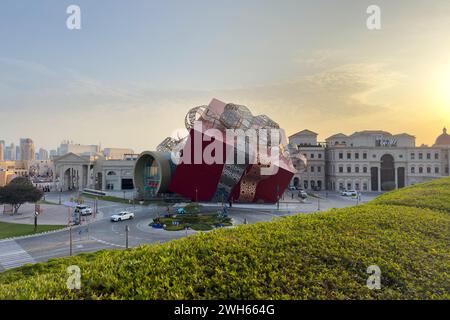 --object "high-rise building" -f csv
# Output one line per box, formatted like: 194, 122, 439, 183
15, 145, 20, 161
38, 148, 49, 160
5, 143, 15, 161
49, 150, 57, 158
0, 140, 4, 161
20, 138, 35, 161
